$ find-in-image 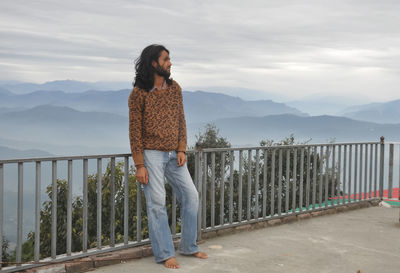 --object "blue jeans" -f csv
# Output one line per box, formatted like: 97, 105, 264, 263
142, 149, 200, 262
